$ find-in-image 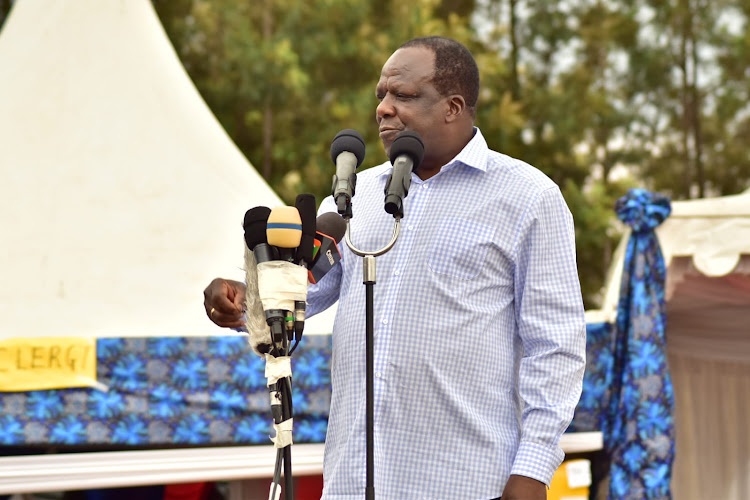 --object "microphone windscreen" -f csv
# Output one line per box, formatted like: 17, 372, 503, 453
388, 130, 425, 169
308, 233, 342, 283
330, 129, 366, 168
243, 206, 272, 250
295, 194, 317, 264
267, 206, 303, 249
316, 212, 347, 243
